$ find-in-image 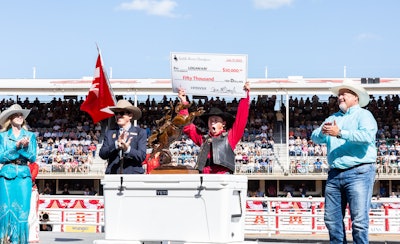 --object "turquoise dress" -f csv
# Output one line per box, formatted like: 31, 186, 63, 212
0, 129, 37, 244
